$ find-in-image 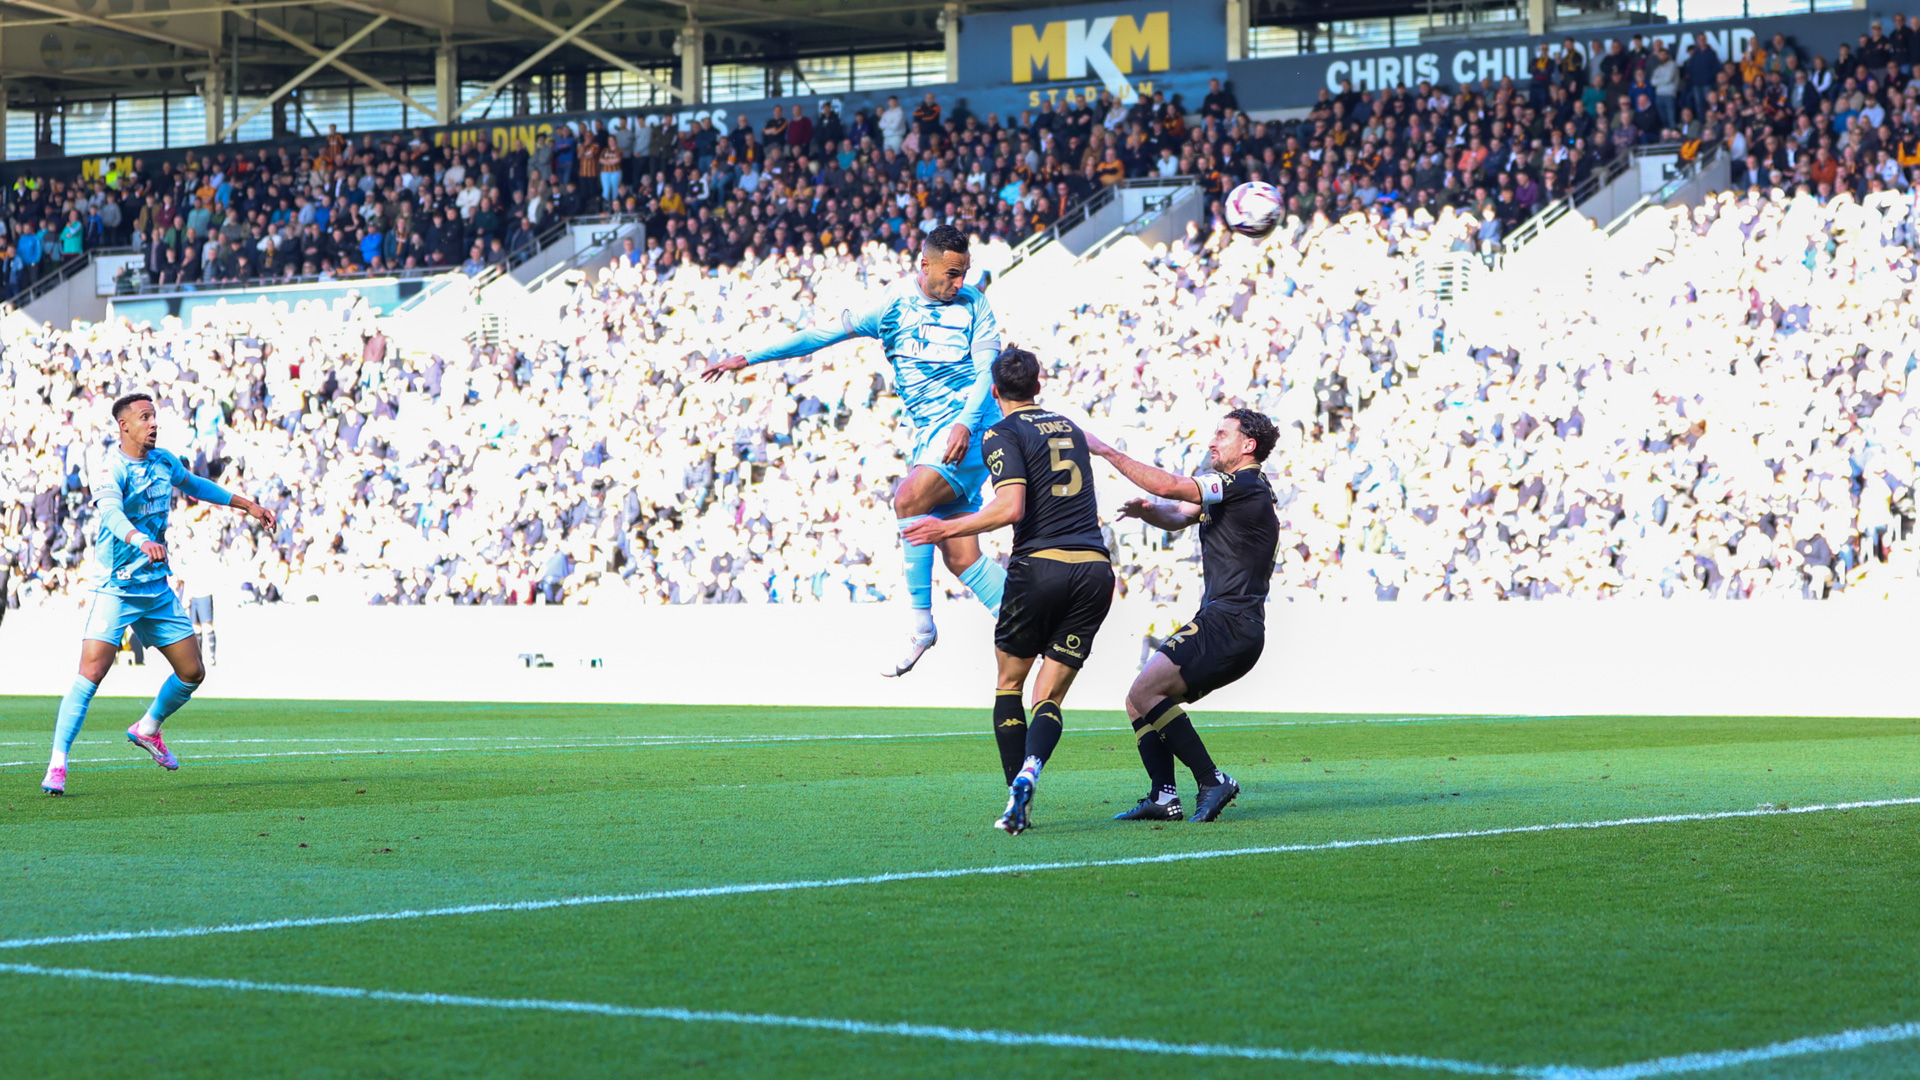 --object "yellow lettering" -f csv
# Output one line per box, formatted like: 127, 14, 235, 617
514, 124, 536, 152
491, 126, 509, 152
1111, 12, 1169, 74
1011, 21, 1066, 83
